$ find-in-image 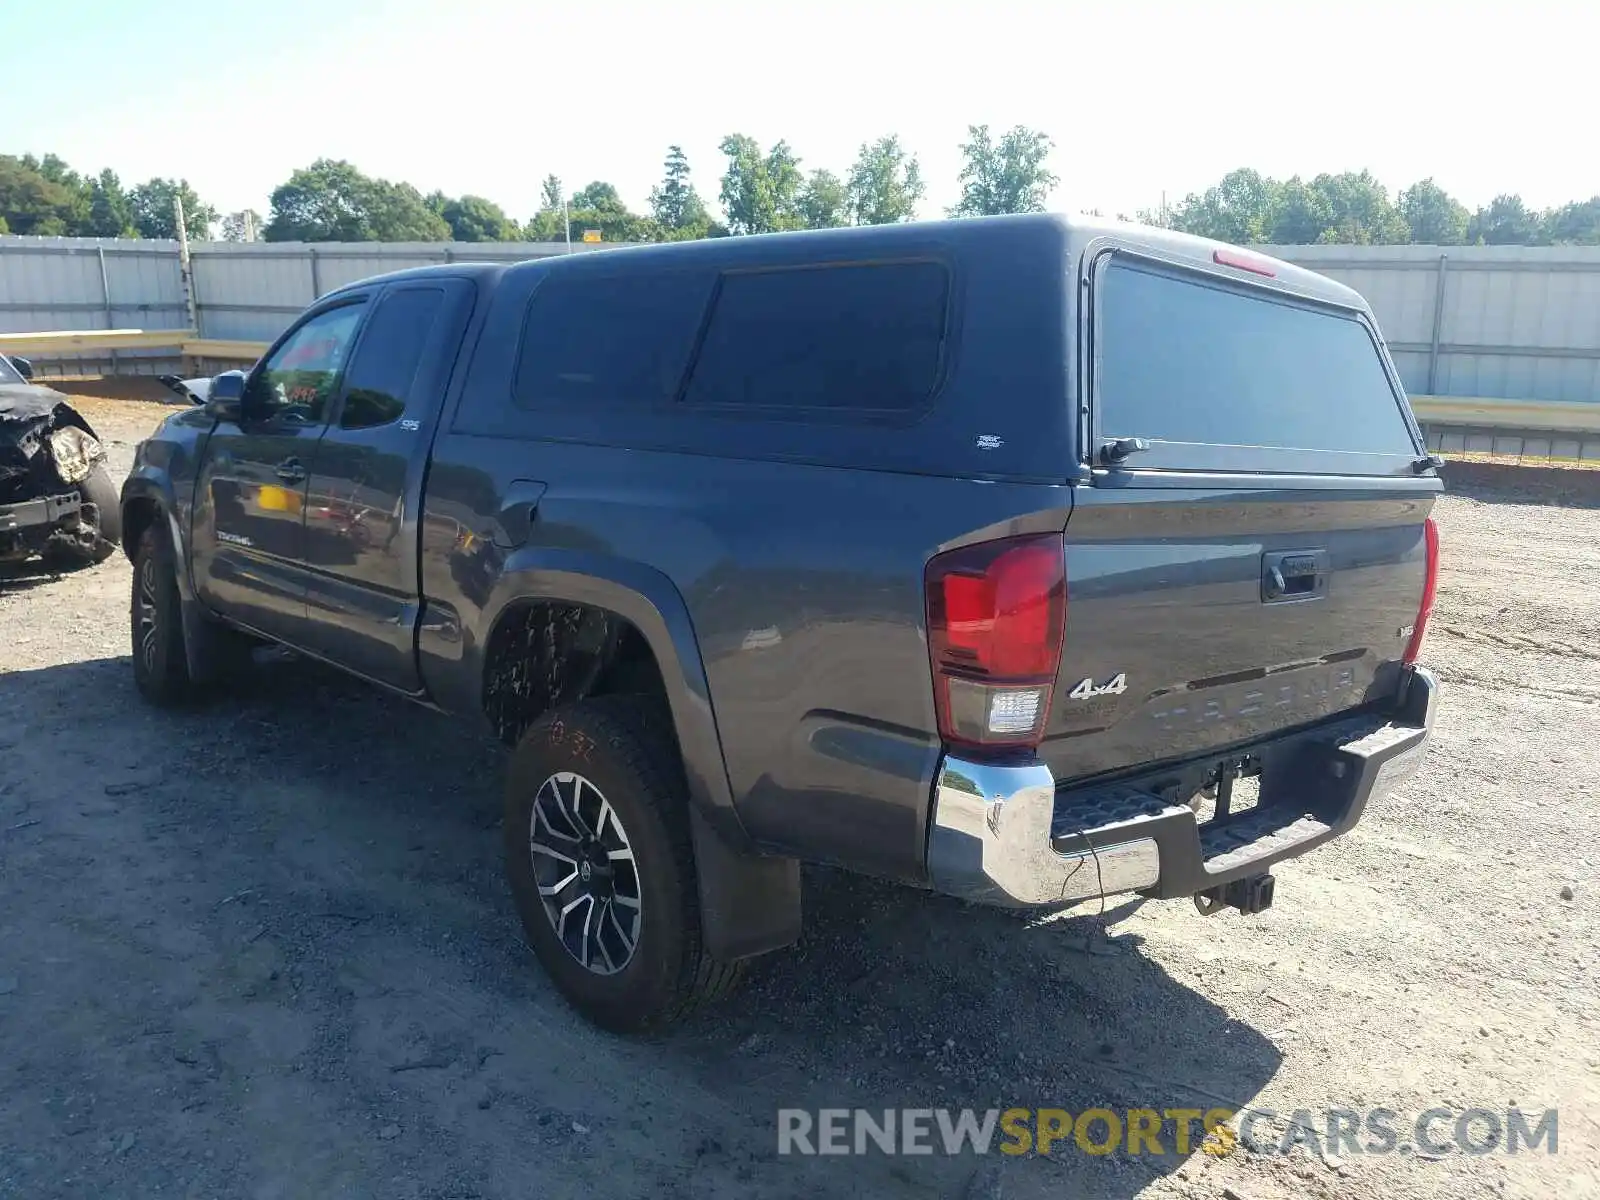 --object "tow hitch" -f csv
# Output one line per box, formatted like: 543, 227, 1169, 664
1193, 873, 1276, 916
